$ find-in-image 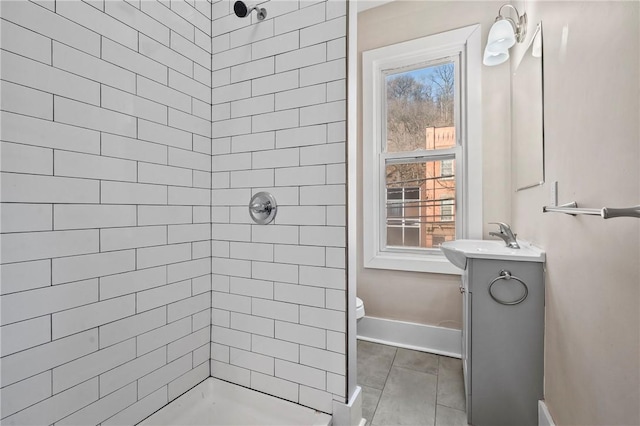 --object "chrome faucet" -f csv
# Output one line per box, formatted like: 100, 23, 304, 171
489, 222, 520, 249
